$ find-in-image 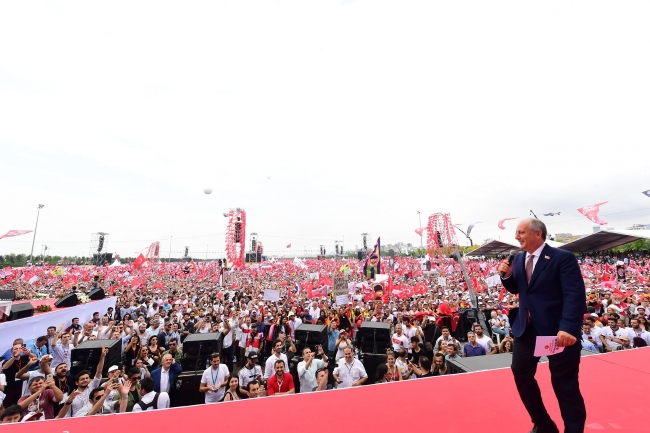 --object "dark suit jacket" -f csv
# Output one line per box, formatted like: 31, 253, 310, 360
501, 244, 585, 338
151, 362, 182, 393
